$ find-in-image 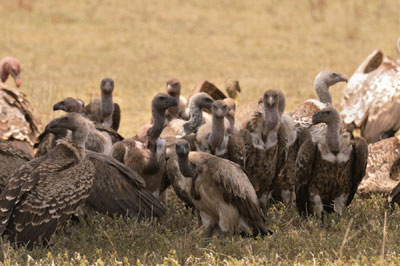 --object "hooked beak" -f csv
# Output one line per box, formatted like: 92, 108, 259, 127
216, 109, 223, 117
339, 74, 348, 83
168, 96, 178, 107
267, 97, 274, 107
311, 112, 322, 125
11, 73, 21, 88
53, 102, 66, 112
